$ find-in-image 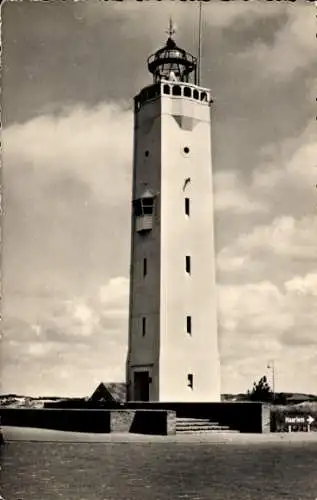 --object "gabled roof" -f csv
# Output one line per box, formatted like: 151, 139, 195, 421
89, 382, 126, 403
